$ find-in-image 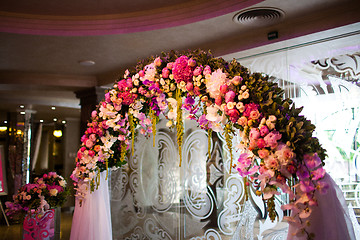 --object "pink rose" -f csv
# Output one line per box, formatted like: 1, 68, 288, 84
257, 138, 266, 149
138, 70, 145, 77
186, 82, 194, 91
77, 151, 83, 159
162, 67, 170, 78
85, 139, 94, 148
215, 96, 222, 106
188, 58, 196, 67
249, 128, 260, 140
237, 116, 248, 126
91, 110, 97, 118
203, 65, 211, 75
219, 84, 228, 95
193, 66, 203, 76
194, 86, 201, 95
227, 108, 240, 123
258, 149, 269, 158
167, 62, 174, 69
88, 150, 95, 157
231, 76, 242, 86
260, 125, 269, 136
154, 57, 162, 67
249, 110, 261, 120
225, 91, 236, 103
89, 134, 96, 142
